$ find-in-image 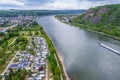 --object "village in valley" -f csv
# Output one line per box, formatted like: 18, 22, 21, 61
0, 16, 37, 35
0, 16, 36, 27
2, 36, 49, 80
0, 14, 65, 80
0, 15, 55, 80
